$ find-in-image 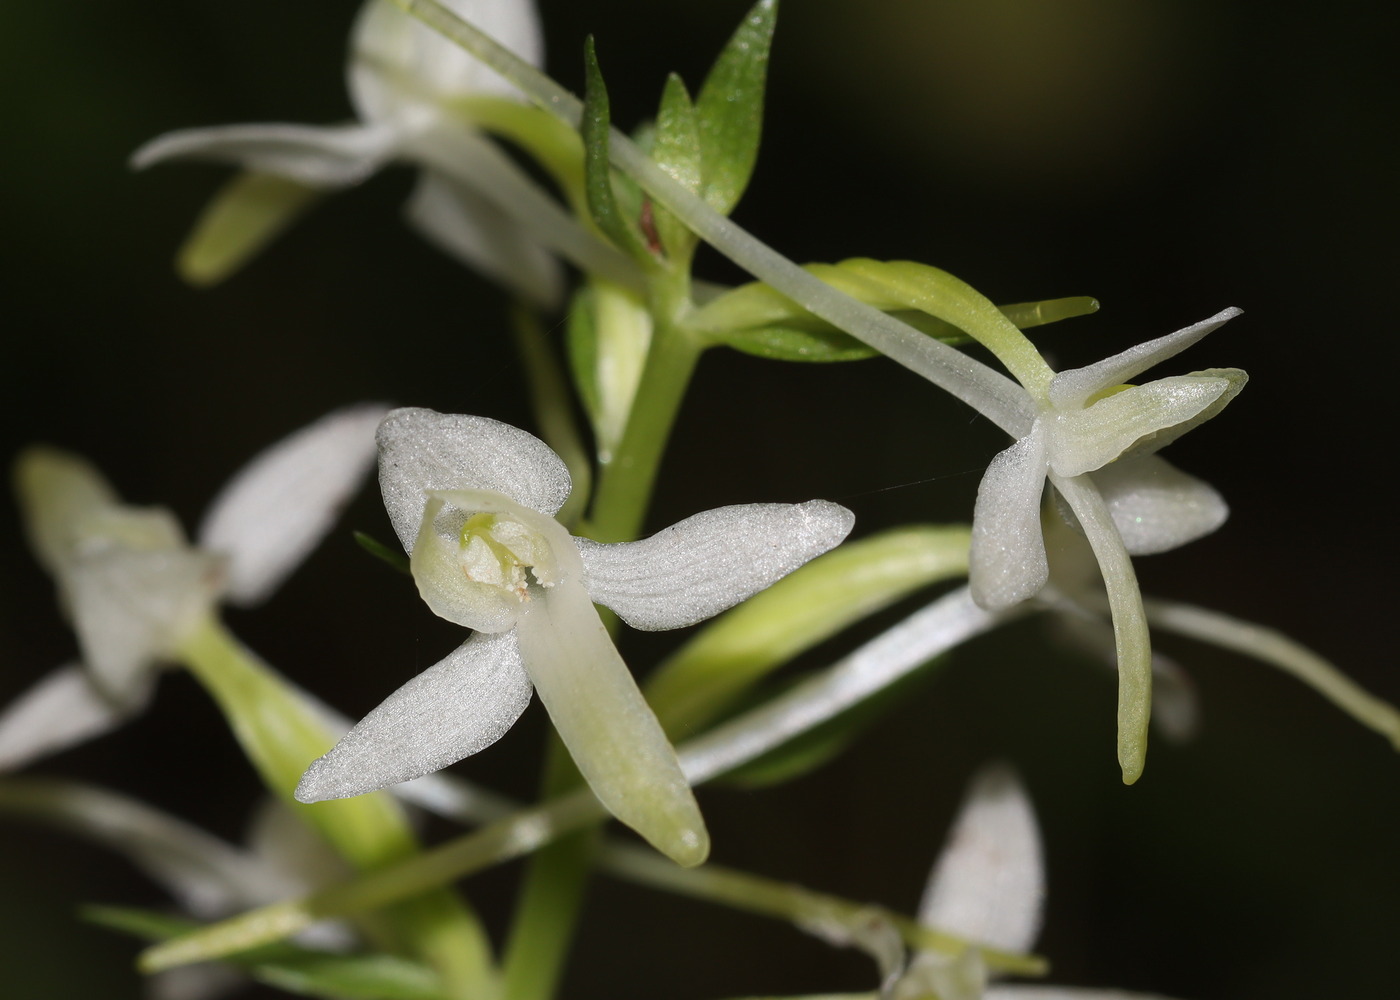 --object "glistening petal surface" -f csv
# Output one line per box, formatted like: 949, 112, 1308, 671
1047, 307, 1241, 409
969, 423, 1050, 611
0, 665, 149, 772
198, 404, 389, 606
918, 765, 1044, 954
517, 578, 708, 867
1090, 456, 1228, 555
131, 123, 400, 187
295, 631, 533, 803
377, 409, 572, 552
577, 500, 855, 631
